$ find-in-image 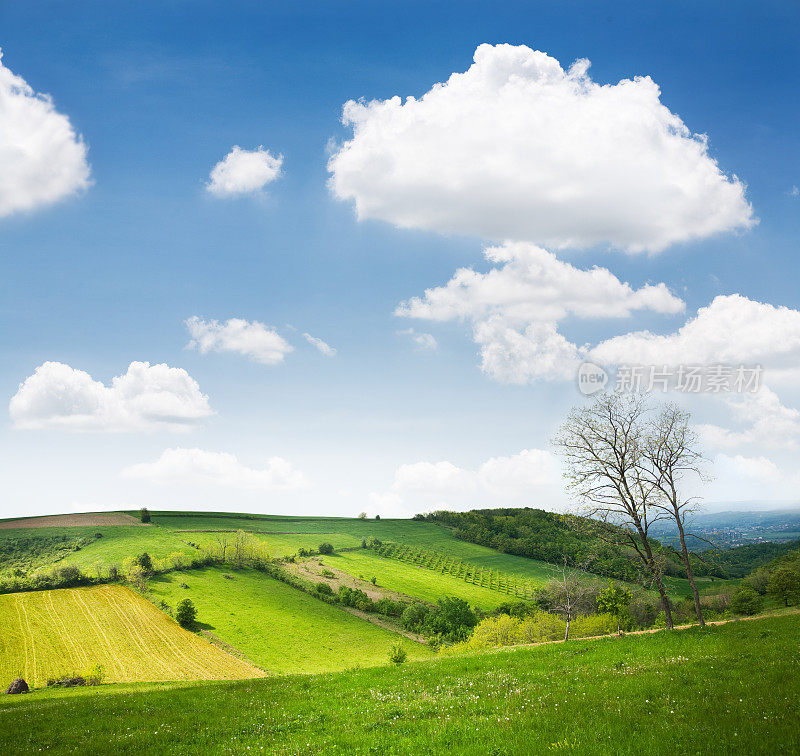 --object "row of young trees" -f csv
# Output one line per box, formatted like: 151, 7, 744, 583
554, 393, 708, 629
